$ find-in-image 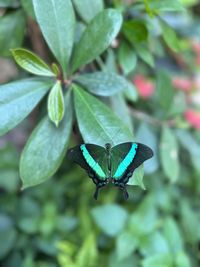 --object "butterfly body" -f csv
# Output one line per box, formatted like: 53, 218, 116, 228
67, 142, 153, 199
